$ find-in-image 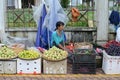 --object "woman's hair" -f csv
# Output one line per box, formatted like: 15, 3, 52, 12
55, 21, 64, 30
